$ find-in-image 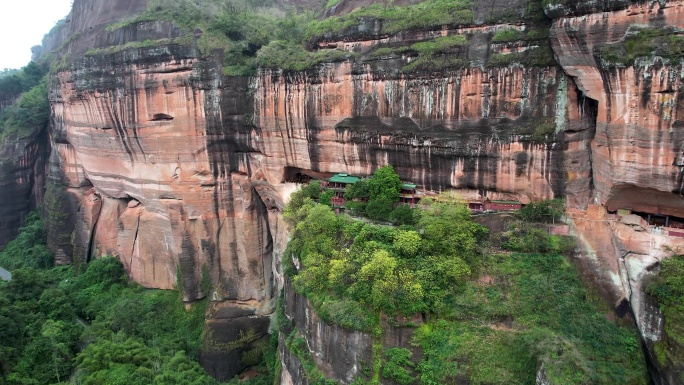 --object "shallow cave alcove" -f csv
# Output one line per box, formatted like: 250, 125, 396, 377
150, 113, 174, 121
